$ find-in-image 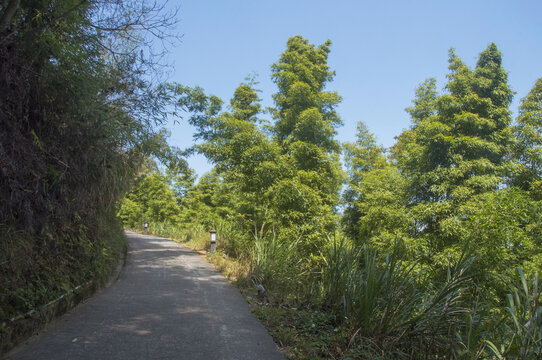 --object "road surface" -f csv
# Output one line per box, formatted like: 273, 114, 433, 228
7, 232, 284, 360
